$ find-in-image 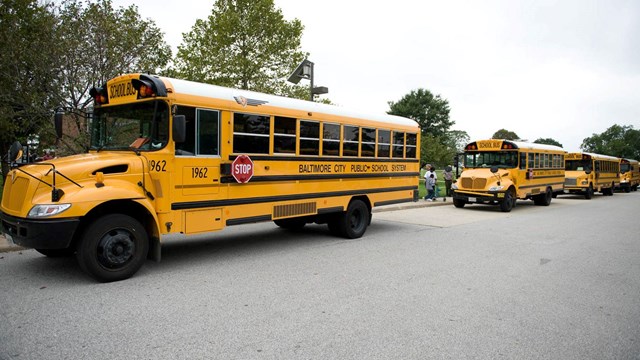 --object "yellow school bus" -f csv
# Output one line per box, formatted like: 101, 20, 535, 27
616, 158, 639, 193
0, 73, 420, 282
564, 152, 620, 198
451, 139, 566, 212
